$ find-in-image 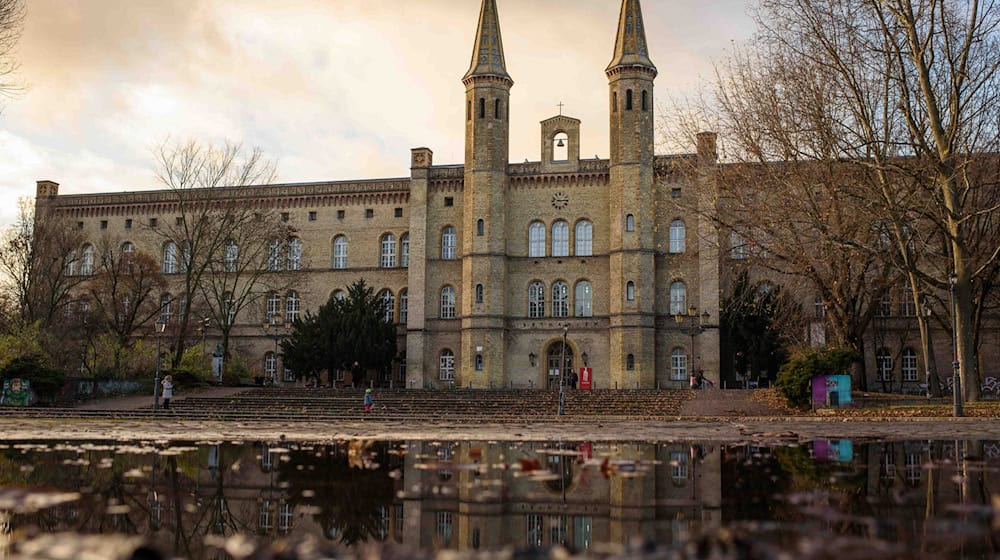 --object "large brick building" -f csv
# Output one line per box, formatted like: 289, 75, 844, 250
32, 0, 722, 389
